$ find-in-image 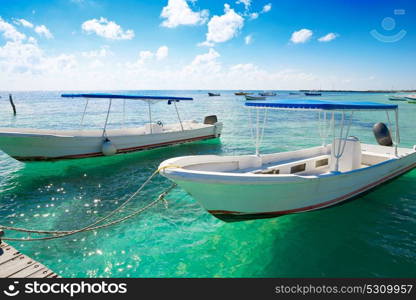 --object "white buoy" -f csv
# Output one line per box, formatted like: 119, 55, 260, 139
102, 139, 117, 156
